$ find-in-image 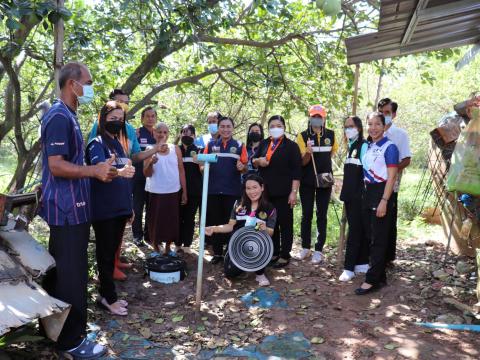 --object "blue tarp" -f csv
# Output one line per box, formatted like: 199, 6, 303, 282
241, 287, 288, 308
